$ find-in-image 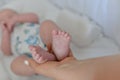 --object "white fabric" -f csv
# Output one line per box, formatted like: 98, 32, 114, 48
11, 23, 44, 55
56, 9, 101, 47
50, 0, 120, 46
0, 0, 101, 48
0, 0, 120, 80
